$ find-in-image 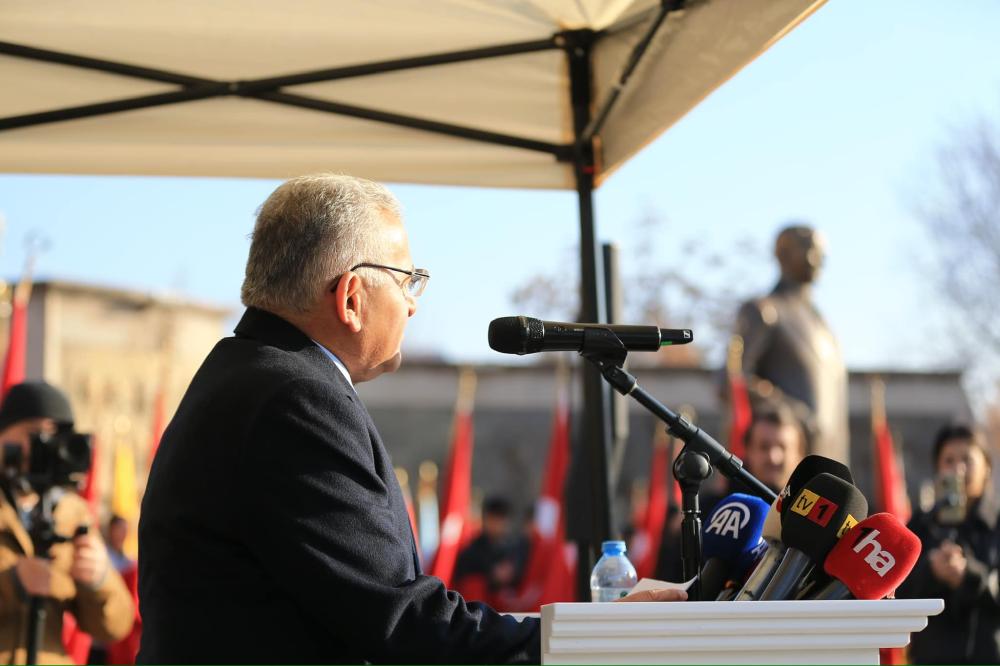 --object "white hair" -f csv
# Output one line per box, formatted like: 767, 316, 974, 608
241, 174, 402, 313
